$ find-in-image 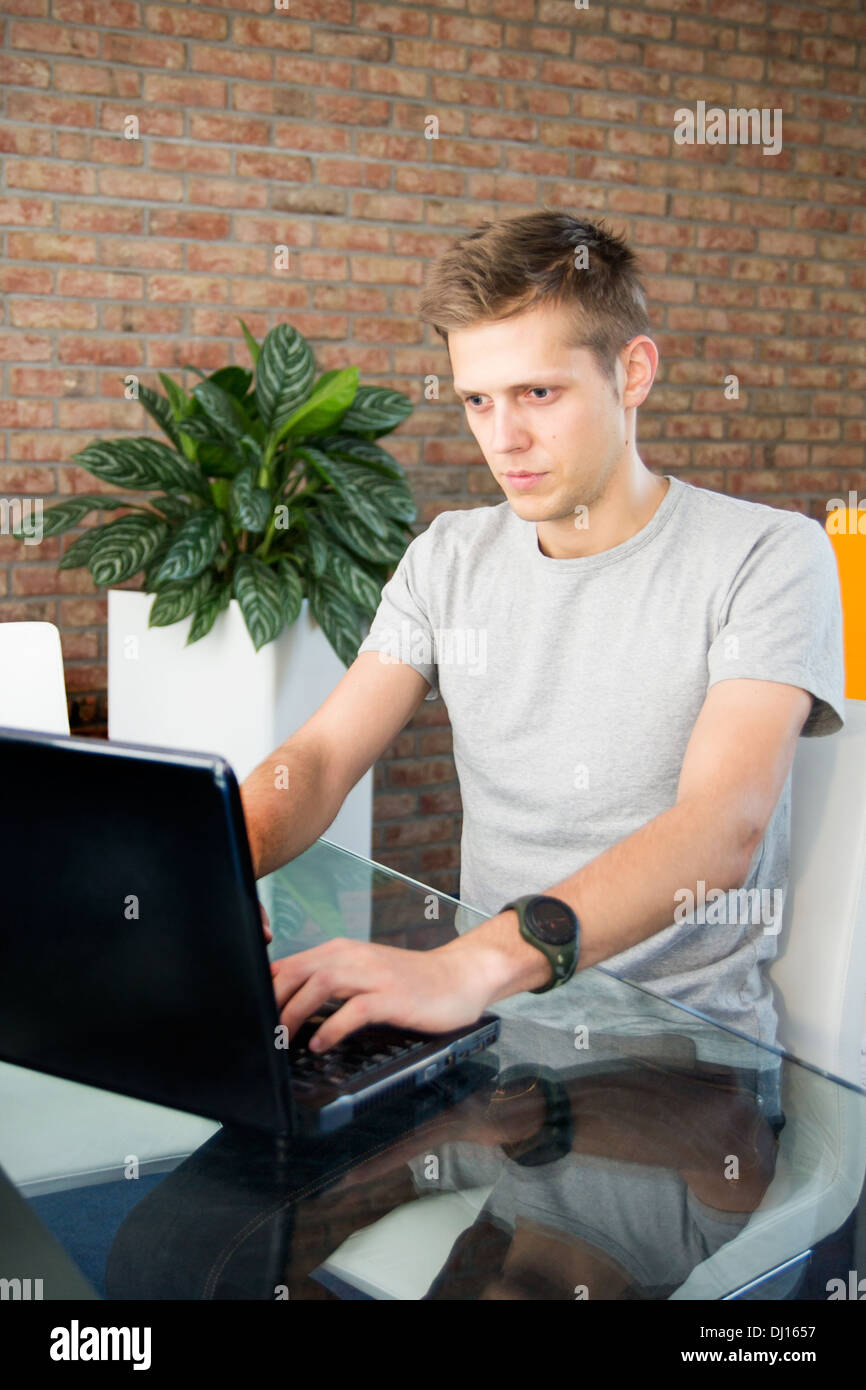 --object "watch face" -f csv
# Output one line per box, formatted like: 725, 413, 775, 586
527, 897, 575, 946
